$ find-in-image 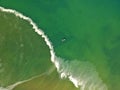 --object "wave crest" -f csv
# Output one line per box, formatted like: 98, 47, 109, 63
0, 6, 108, 90
55, 57, 108, 90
